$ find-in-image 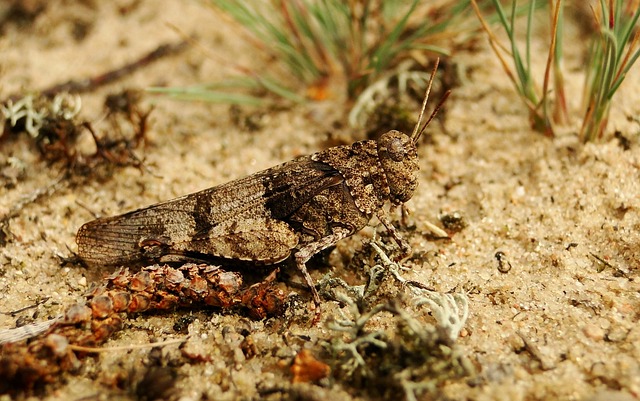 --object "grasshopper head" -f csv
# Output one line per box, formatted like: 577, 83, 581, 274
374, 58, 449, 206
377, 130, 419, 204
